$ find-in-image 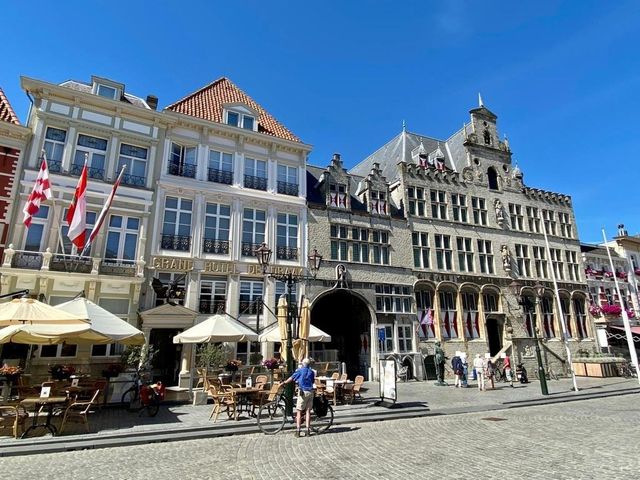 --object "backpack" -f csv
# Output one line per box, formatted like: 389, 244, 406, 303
313, 394, 329, 417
